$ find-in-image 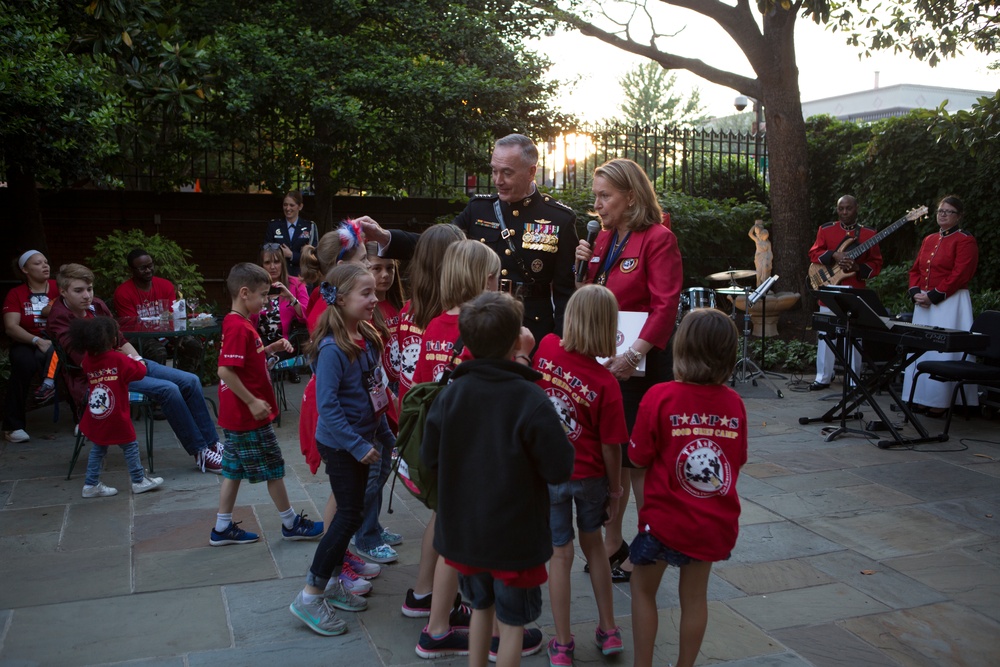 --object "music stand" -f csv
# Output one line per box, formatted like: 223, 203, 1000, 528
731, 275, 783, 398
